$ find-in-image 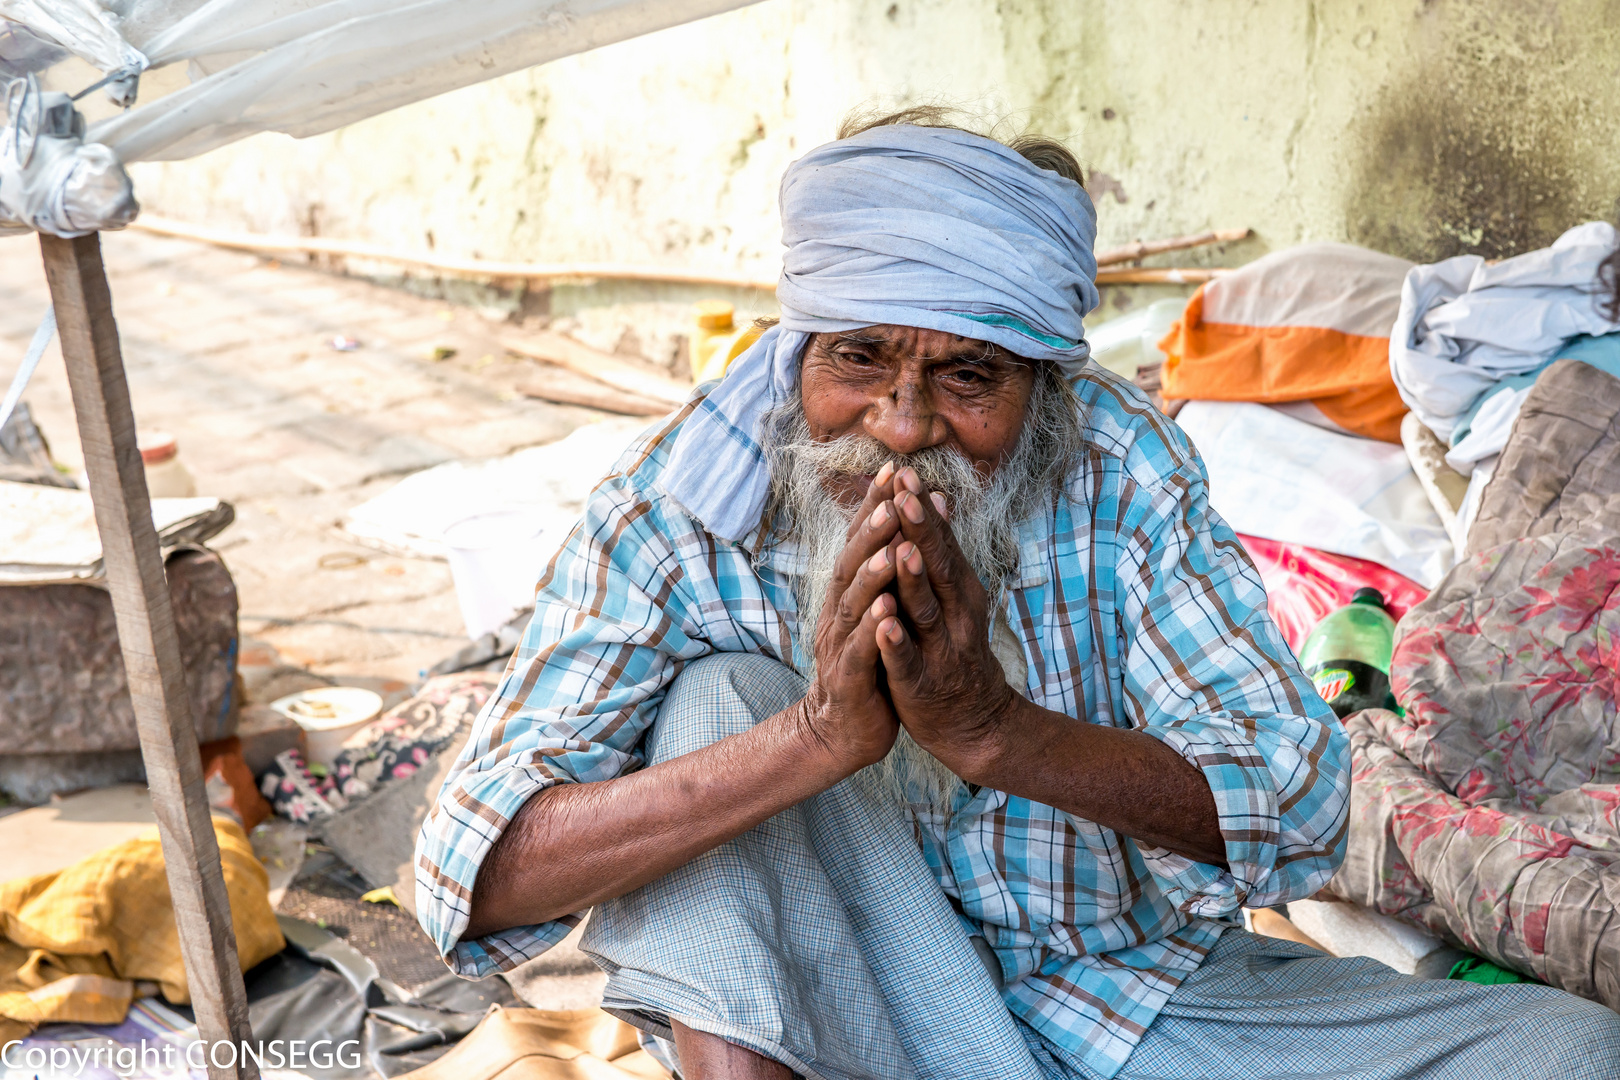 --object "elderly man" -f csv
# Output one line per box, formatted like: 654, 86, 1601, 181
416, 115, 1619, 1079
